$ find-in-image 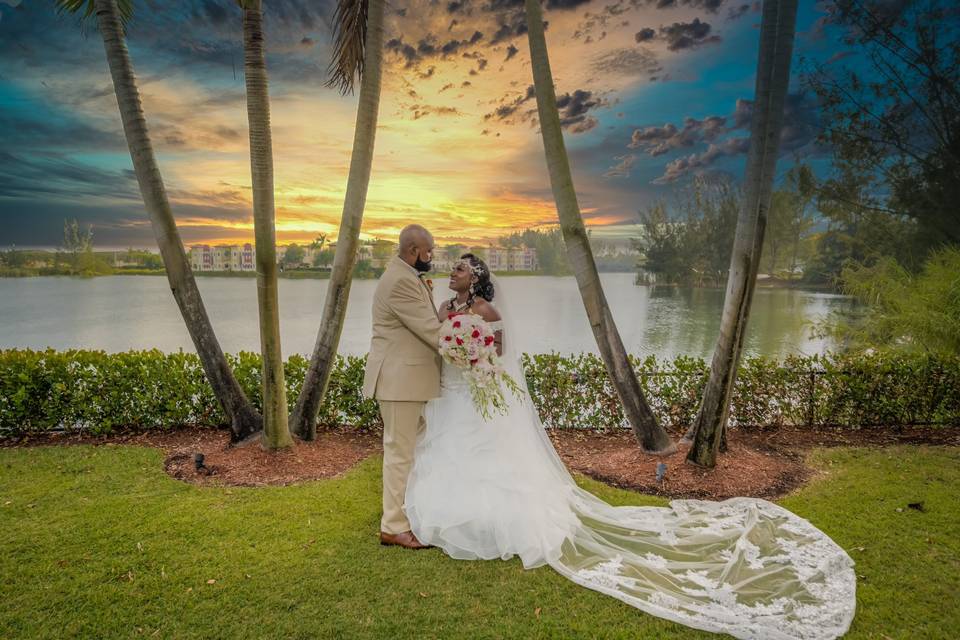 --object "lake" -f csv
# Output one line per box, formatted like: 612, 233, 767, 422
0, 274, 851, 360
